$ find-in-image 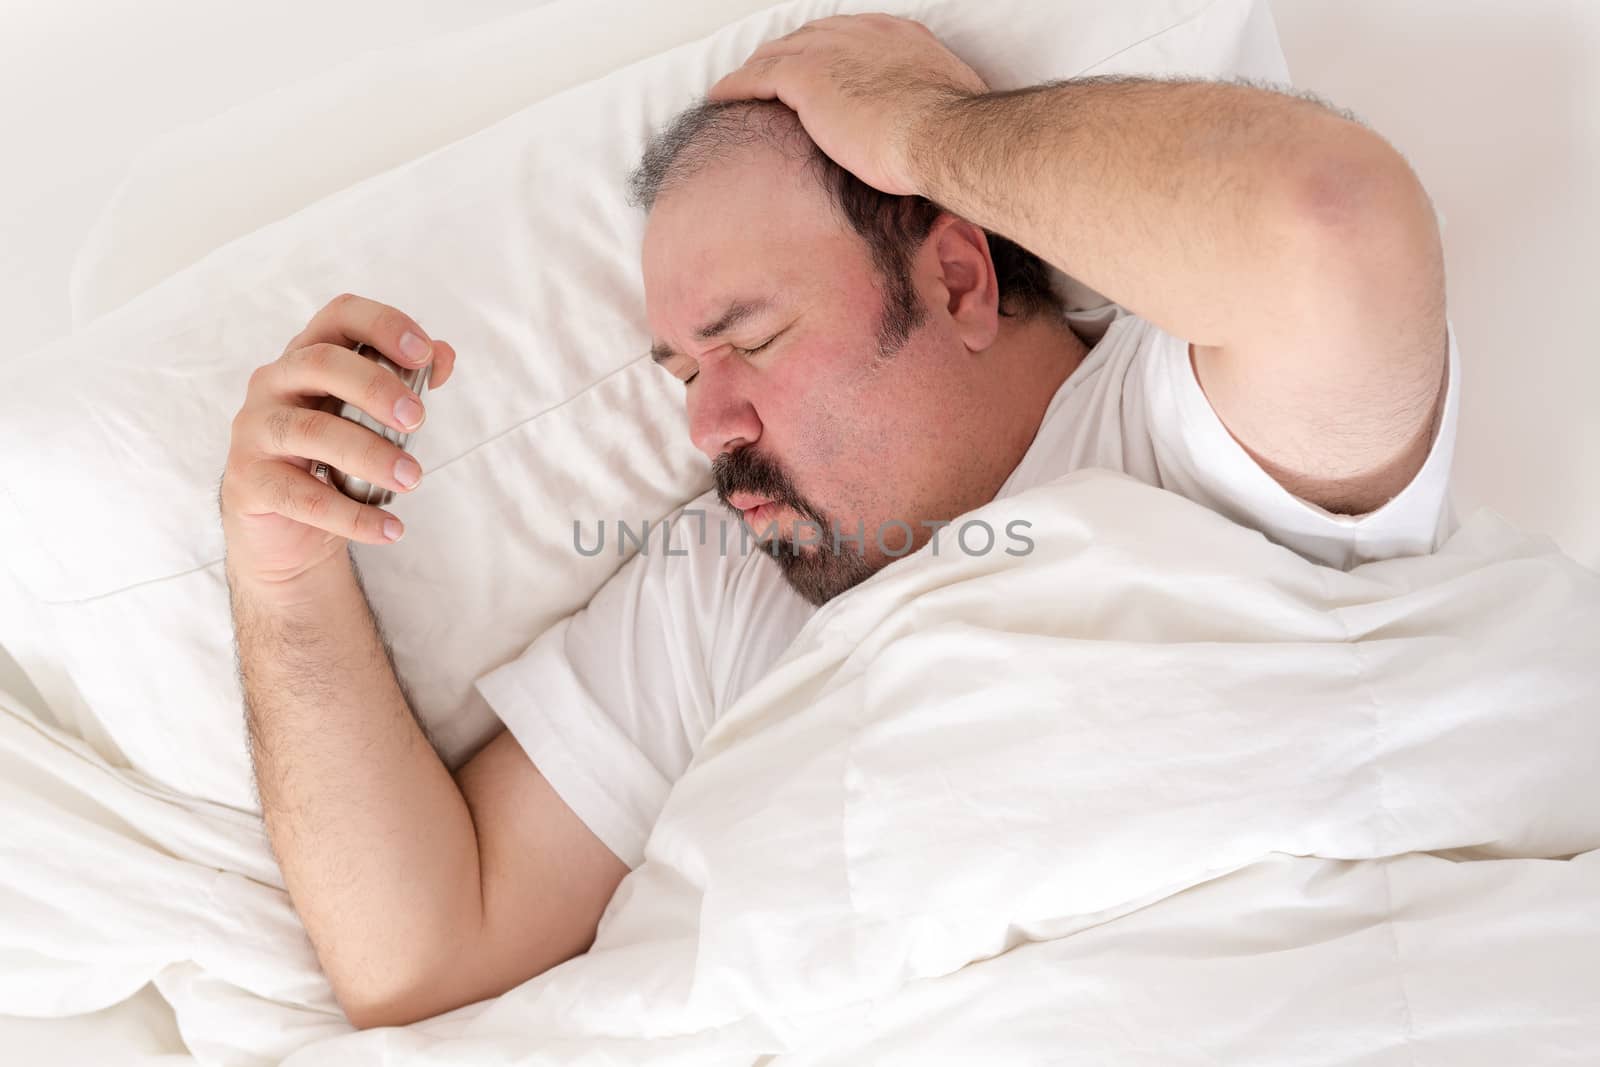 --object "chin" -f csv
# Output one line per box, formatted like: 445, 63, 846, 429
763, 539, 883, 607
